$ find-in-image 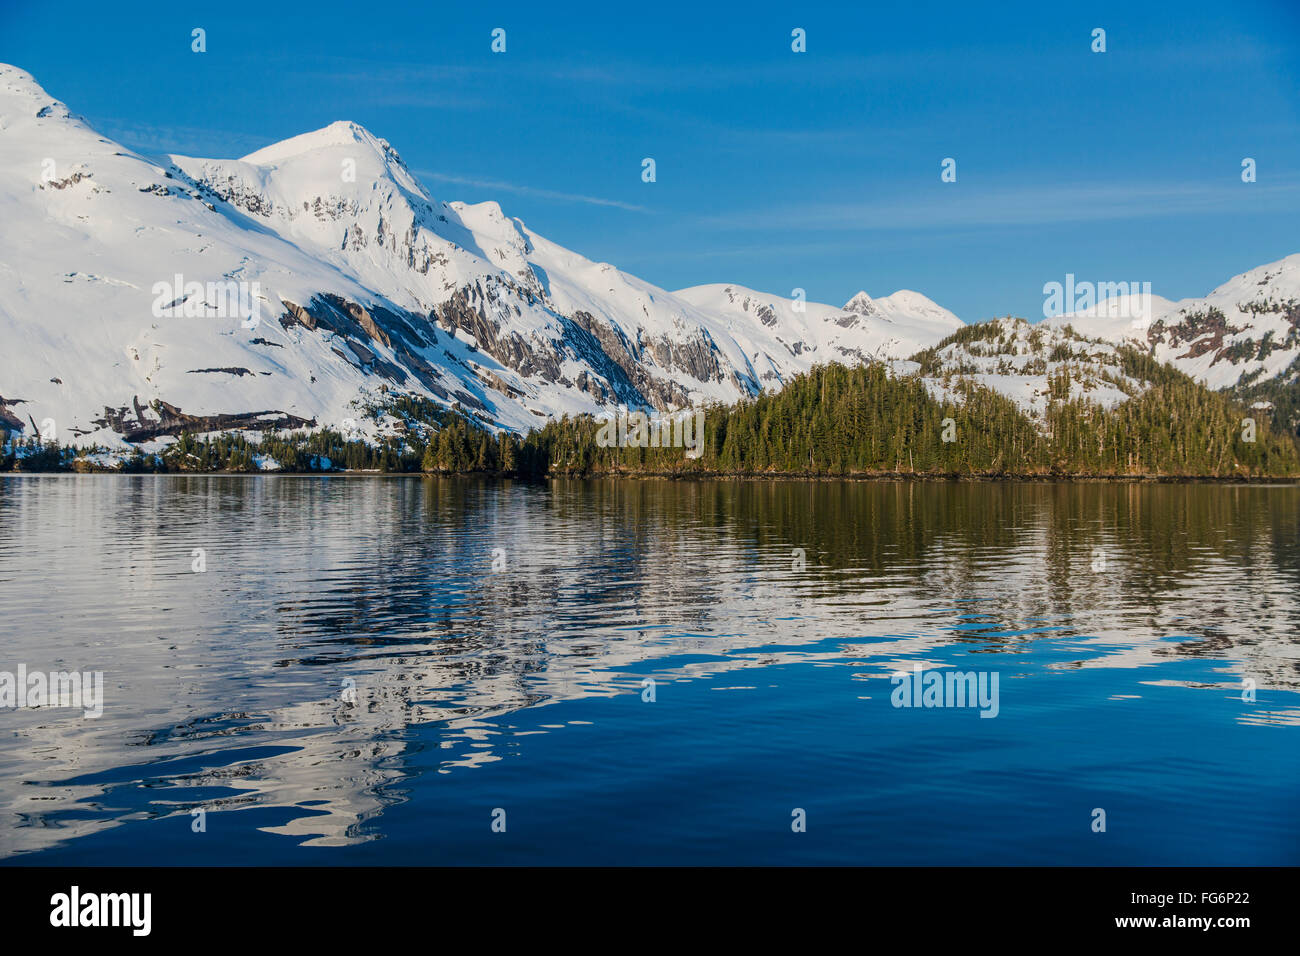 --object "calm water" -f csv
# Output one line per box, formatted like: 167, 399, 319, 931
0, 476, 1297, 865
